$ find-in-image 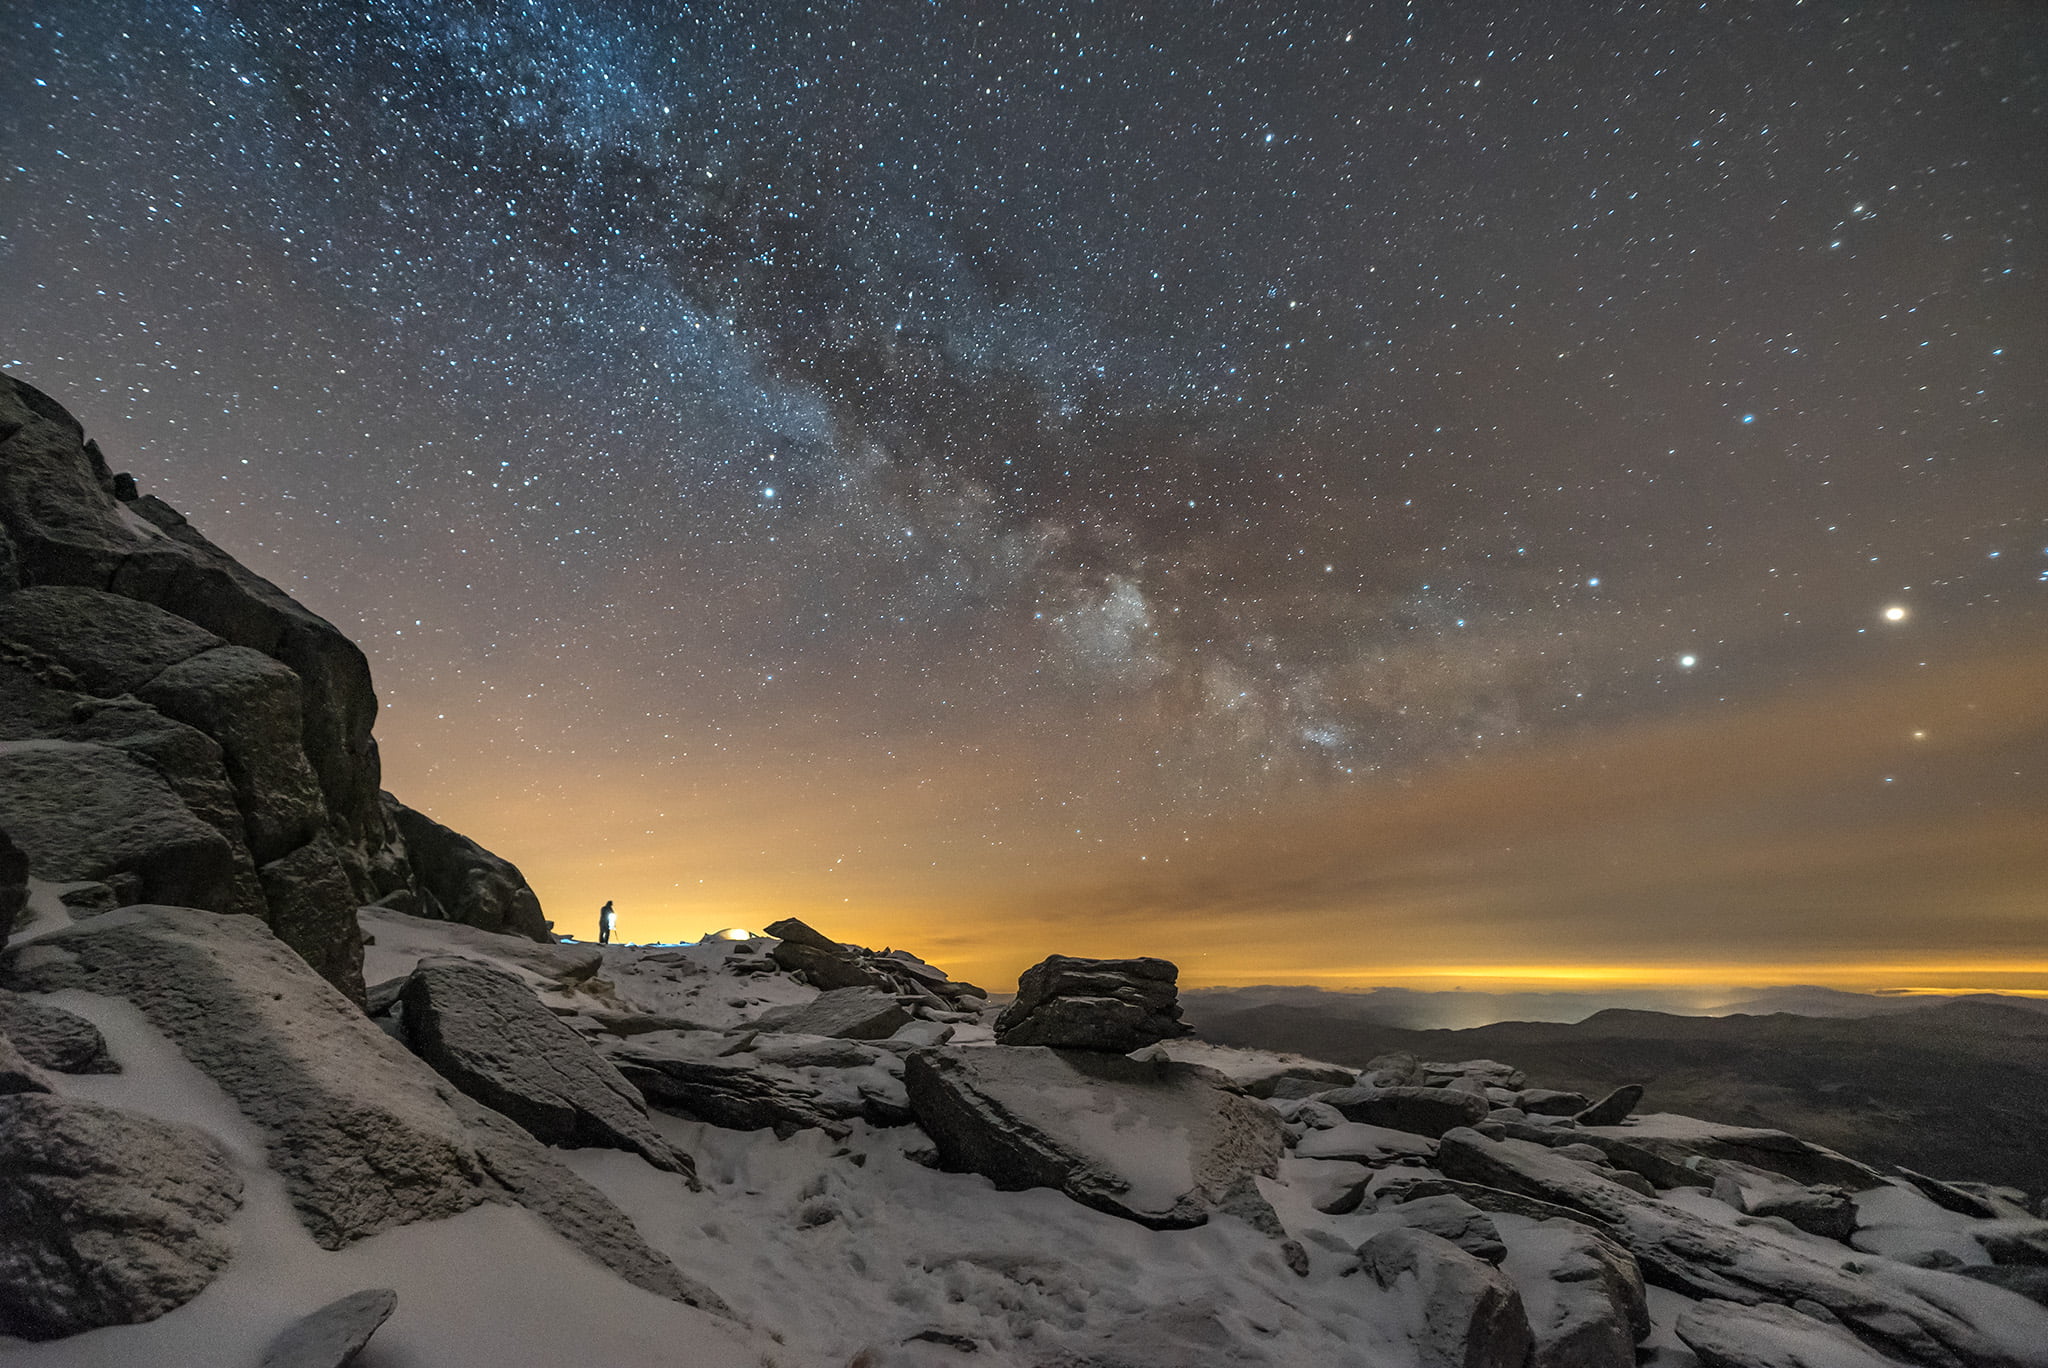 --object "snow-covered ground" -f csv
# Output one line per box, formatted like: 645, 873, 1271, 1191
9, 899, 2048, 1367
